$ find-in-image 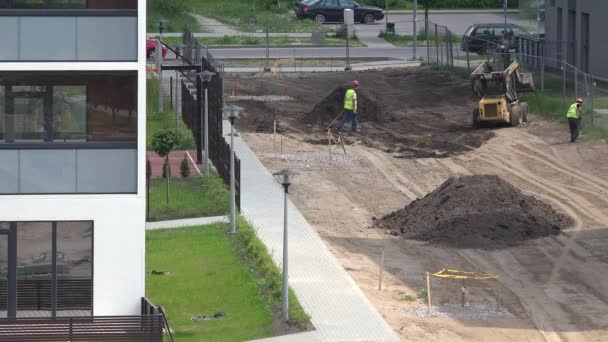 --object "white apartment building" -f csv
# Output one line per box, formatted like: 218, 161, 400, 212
0, 0, 146, 318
